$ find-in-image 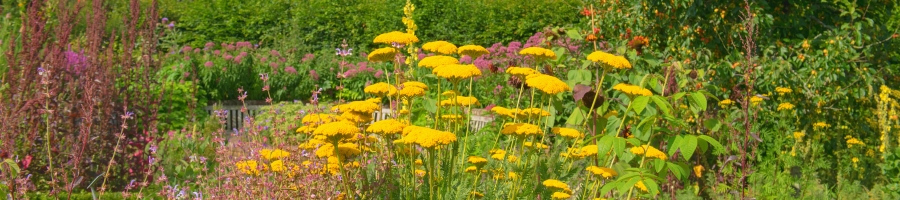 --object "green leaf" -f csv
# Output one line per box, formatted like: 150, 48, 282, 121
631, 96, 651, 114
644, 178, 661, 196
689, 92, 707, 114
566, 107, 586, 125
698, 135, 725, 154
671, 92, 687, 101
703, 119, 722, 132
668, 135, 683, 156
650, 96, 672, 115
681, 135, 698, 160
667, 162, 686, 180
614, 137, 626, 156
